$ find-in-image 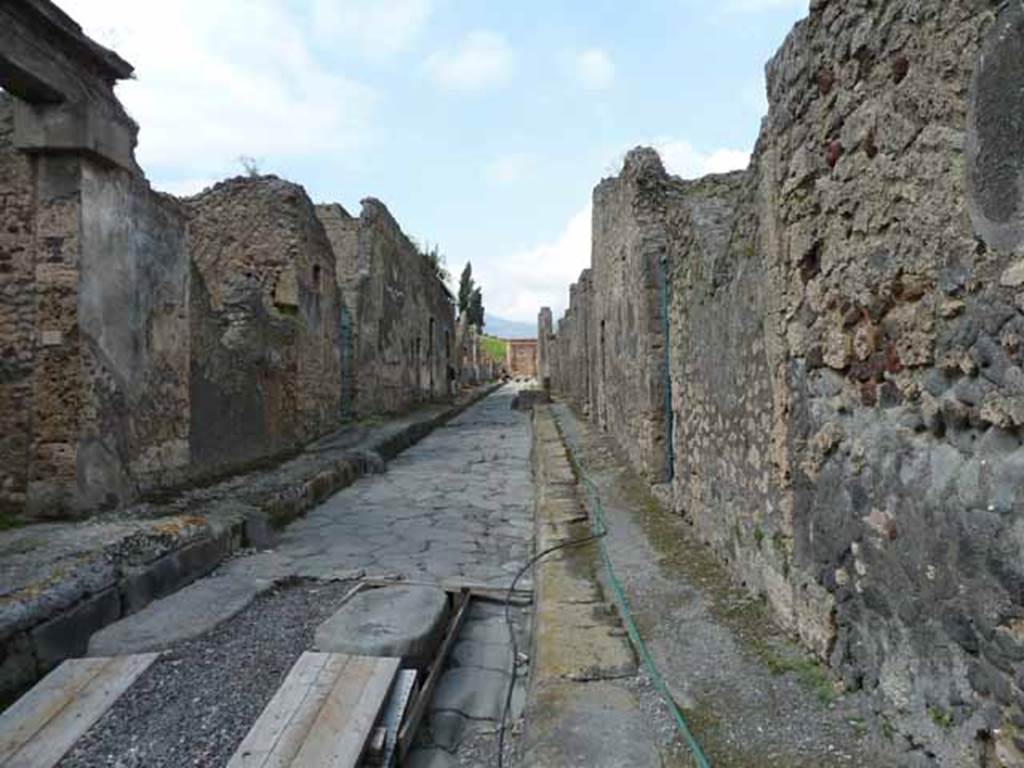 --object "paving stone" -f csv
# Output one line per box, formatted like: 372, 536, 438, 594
459, 617, 510, 645
428, 709, 470, 751
521, 680, 660, 768
404, 747, 457, 768
452, 640, 512, 672
432, 667, 509, 720
314, 584, 449, 664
